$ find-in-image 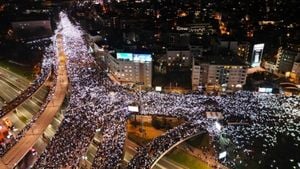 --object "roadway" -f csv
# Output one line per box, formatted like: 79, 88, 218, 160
0, 34, 69, 169
0, 67, 48, 108
124, 139, 188, 169
2, 88, 49, 133
79, 135, 188, 169
16, 109, 65, 169
0, 67, 50, 142
127, 123, 207, 169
